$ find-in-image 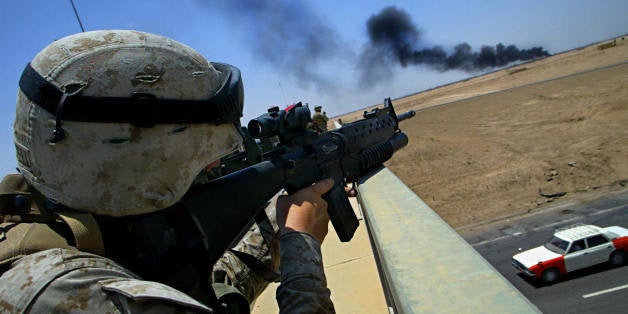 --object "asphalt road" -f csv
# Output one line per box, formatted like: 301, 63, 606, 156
462, 189, 628, 313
